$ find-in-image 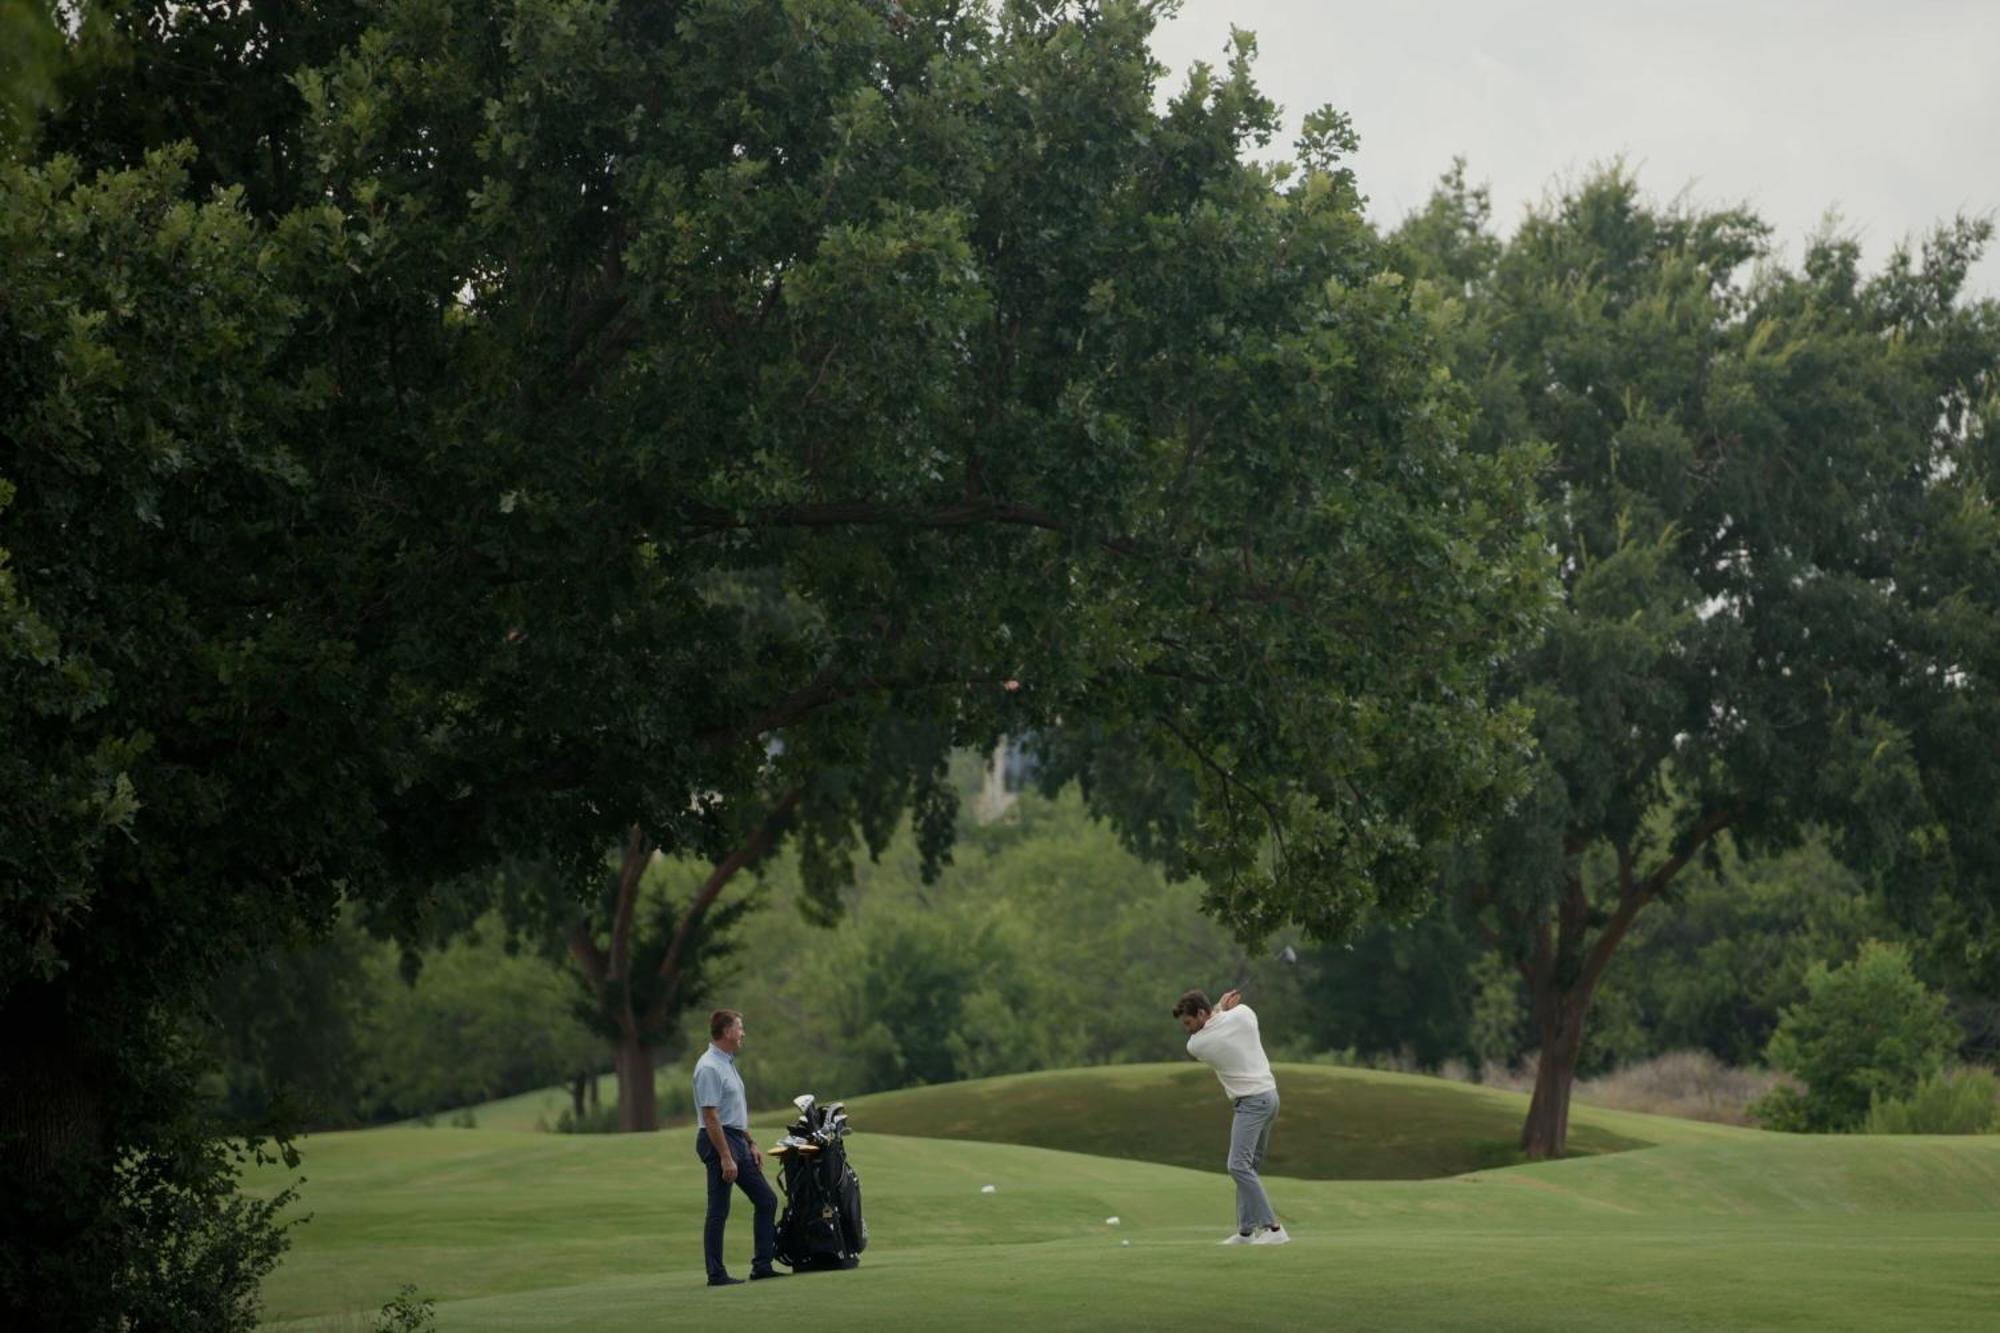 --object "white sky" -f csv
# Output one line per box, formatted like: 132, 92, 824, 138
1150, 0, 2000, 295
